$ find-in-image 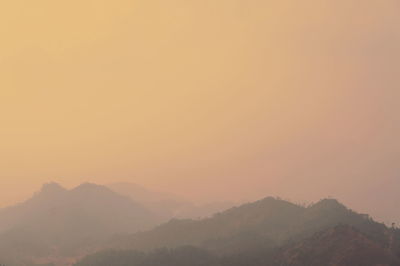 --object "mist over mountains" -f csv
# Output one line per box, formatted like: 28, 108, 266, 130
0, 183, 160, 265
107, 182, 236, 219
0, 182, 399, 266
